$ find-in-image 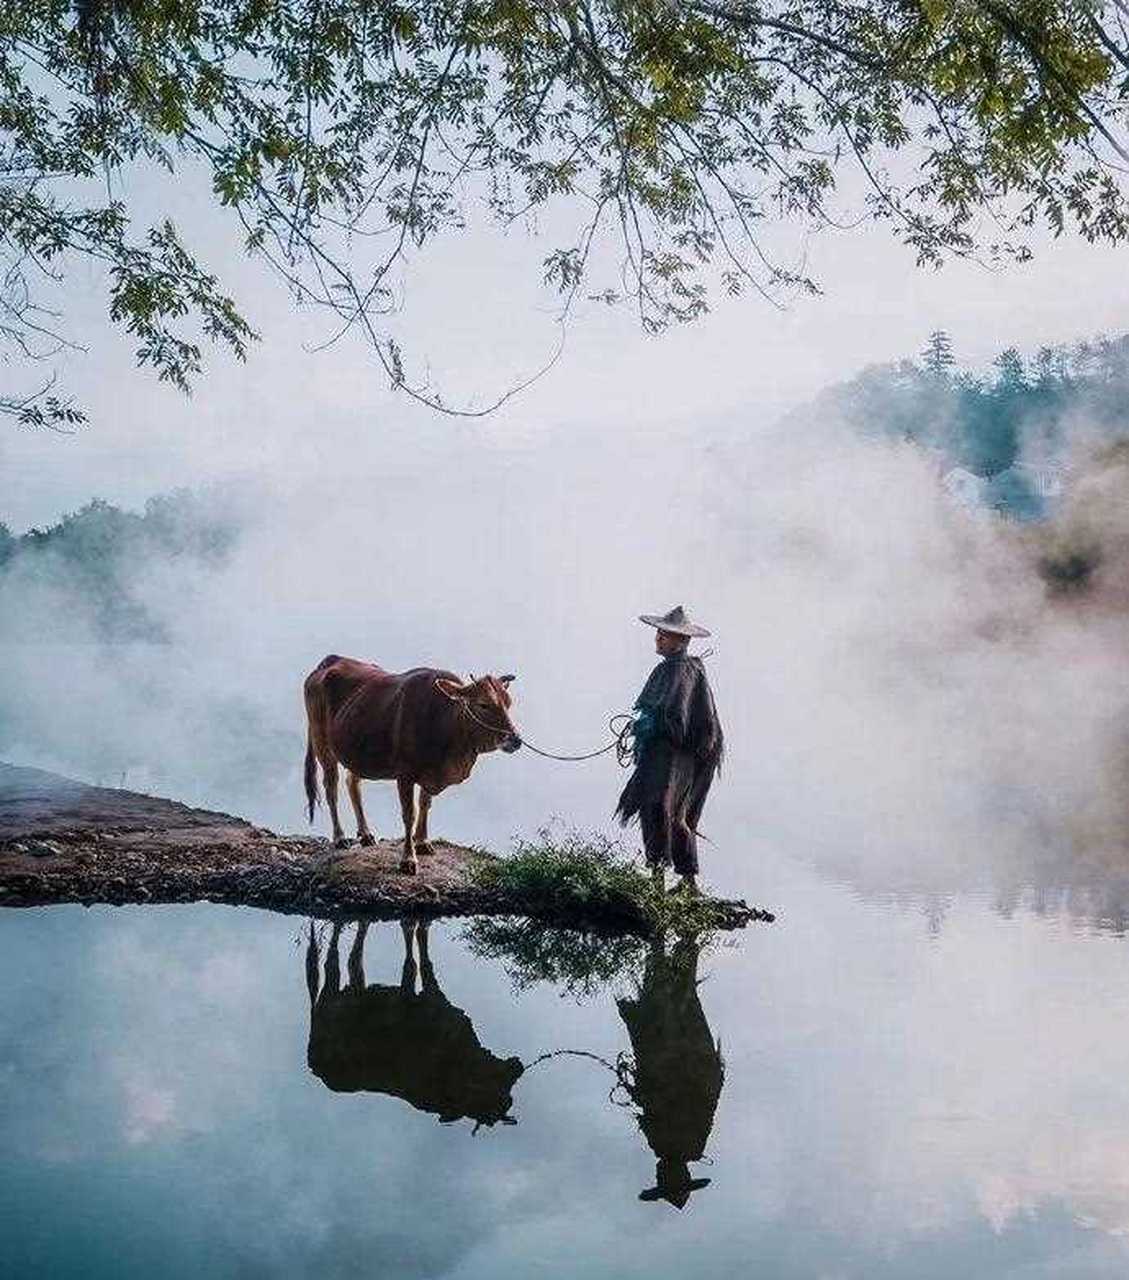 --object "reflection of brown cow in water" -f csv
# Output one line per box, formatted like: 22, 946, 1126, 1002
306, 920, 525, 1129
303, 654, 522, 872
